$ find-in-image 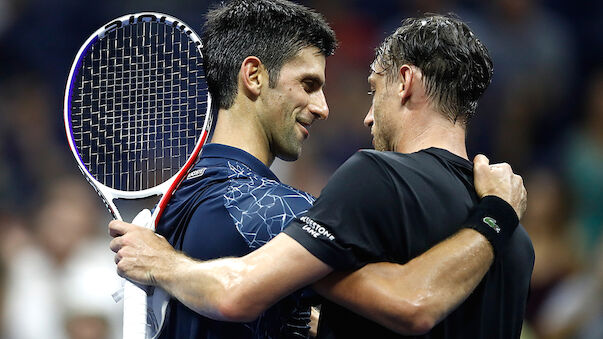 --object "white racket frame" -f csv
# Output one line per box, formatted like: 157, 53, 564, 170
64, 12, 211, 339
